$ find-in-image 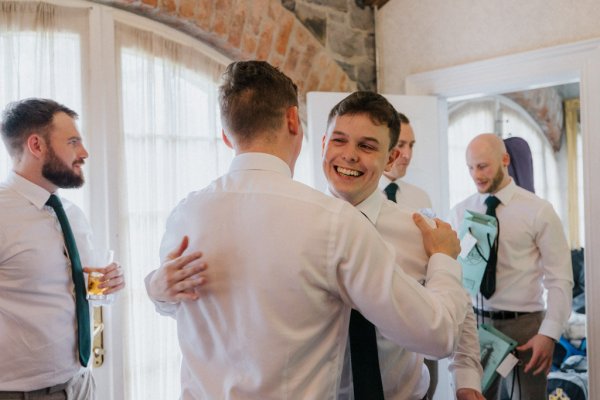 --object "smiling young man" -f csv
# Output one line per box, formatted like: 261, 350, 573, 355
322, 92, 484, 400
449, 134, 573, 400
0, 98, 125, 399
